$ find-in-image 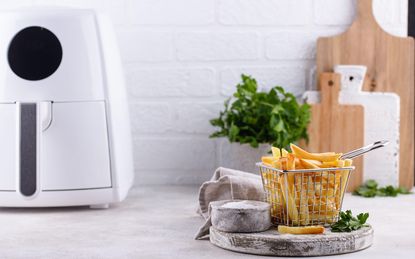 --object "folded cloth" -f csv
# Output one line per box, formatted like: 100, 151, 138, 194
195, 167, 265, 239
